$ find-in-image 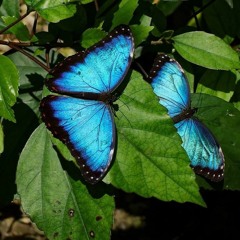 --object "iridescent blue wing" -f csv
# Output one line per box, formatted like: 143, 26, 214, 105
175, 118, 224, 181
148, 54, 224, 182
148, 54, 190, 118
40, 95, 115, 184
46, 25, 134, 96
